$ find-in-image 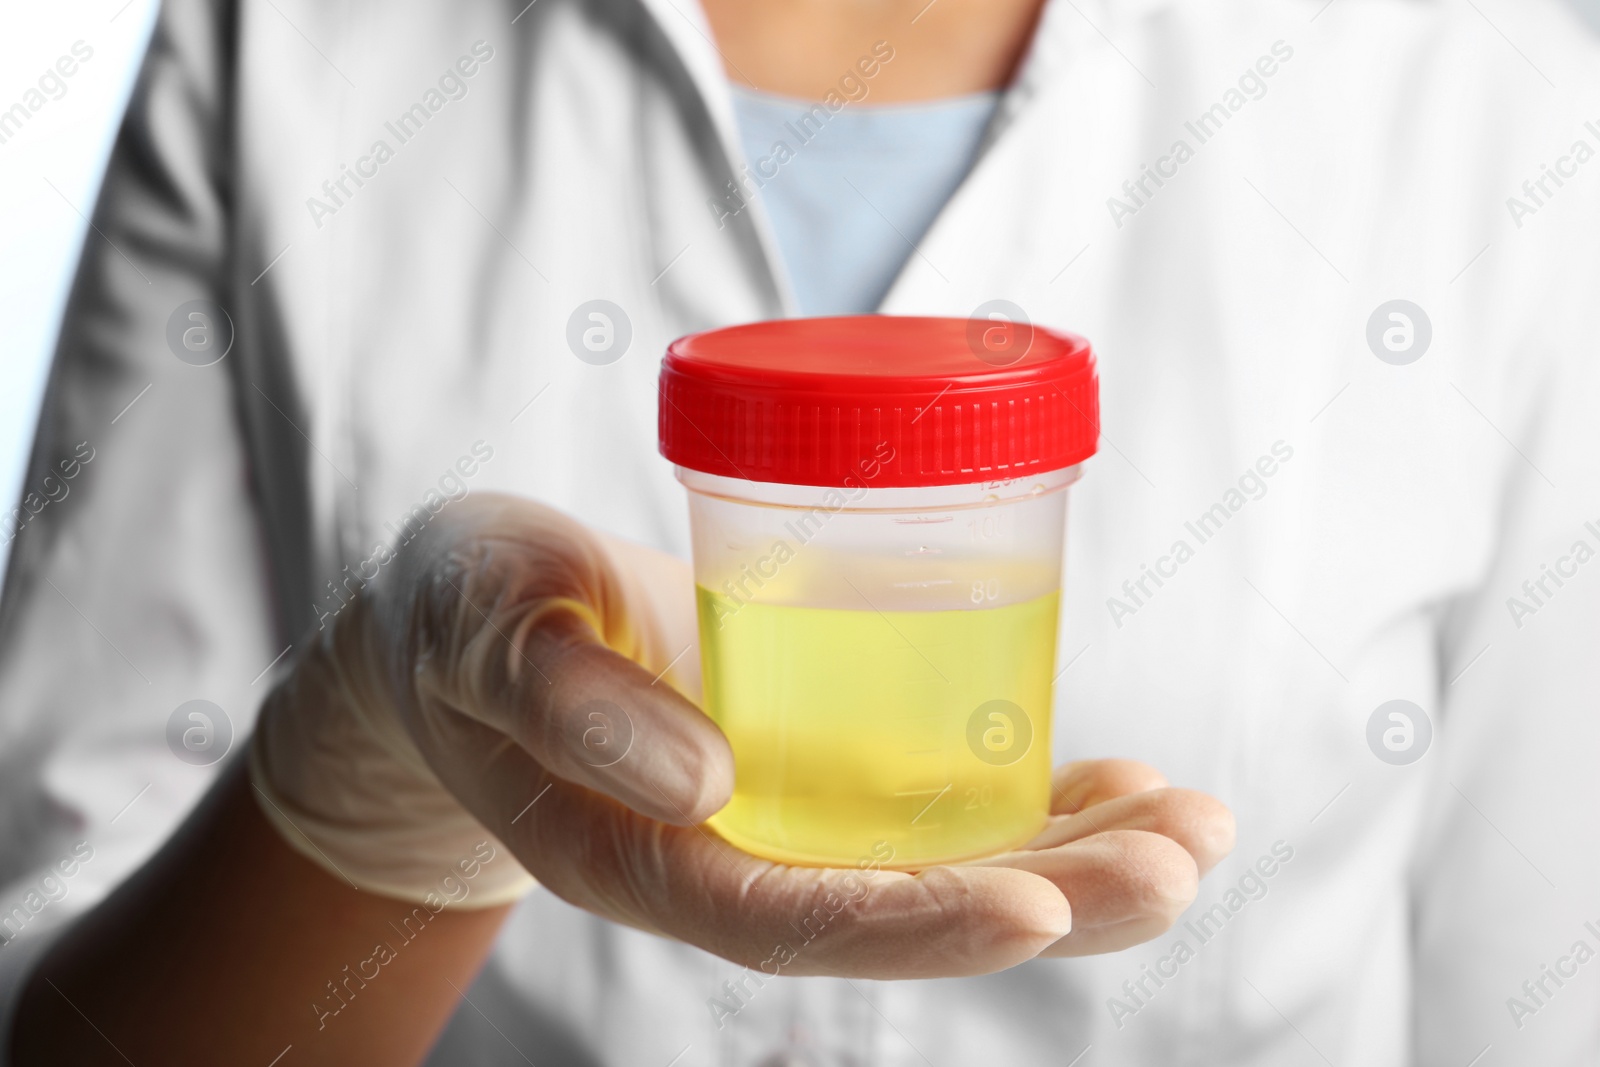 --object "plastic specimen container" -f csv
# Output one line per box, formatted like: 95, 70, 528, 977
658, 315, 1099, 869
